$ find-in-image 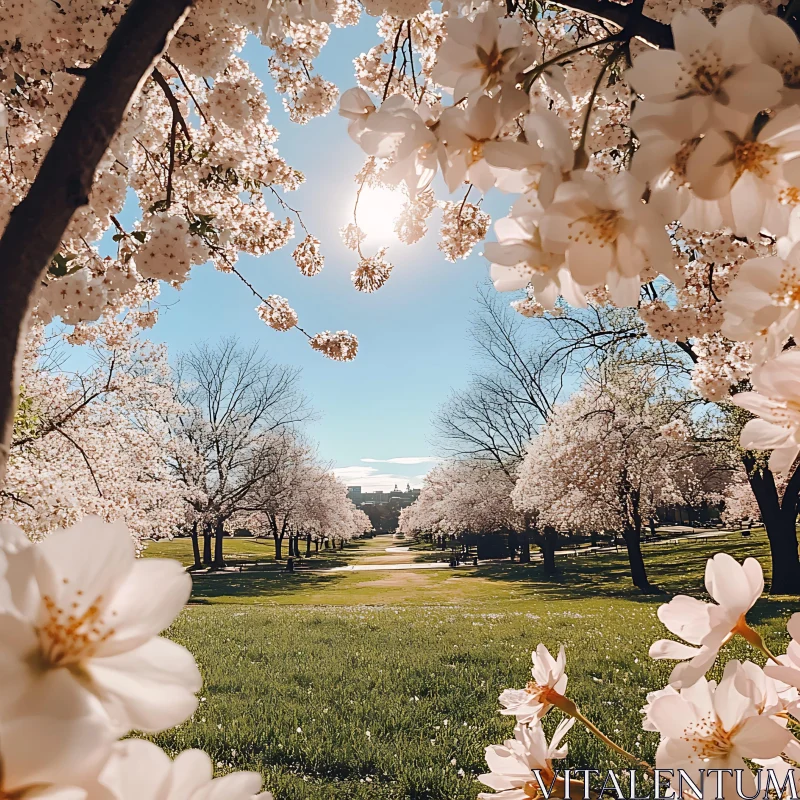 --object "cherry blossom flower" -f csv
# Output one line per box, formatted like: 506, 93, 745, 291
477, 719, 574, 800
0, 517, 201, 733
539, 171, 673, 306
684, 105, 800, 238
438, 93, 529, 193
626, 6, 783, 132
647, 661, 792, 799
722, 253, 800, 363
135, 216, 209, 288
340, 222, 366, 250
765, 613, 800, 692
338, 87, 376, 145
499, 644, 567, 723
432, 7, 538, 102
257, 296, 298, 332
510, 296, 547, 318
438, 200, 490, 262
293, 234, 325, 277
351, 249, 394, 292
649, 554, 764, 688
641, 685, 679, 732
735, 659, 799, 717
372, 99, 441, 195
485, 213, 584, 309
96, 739, 273, 800
732, 349, 800, 473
